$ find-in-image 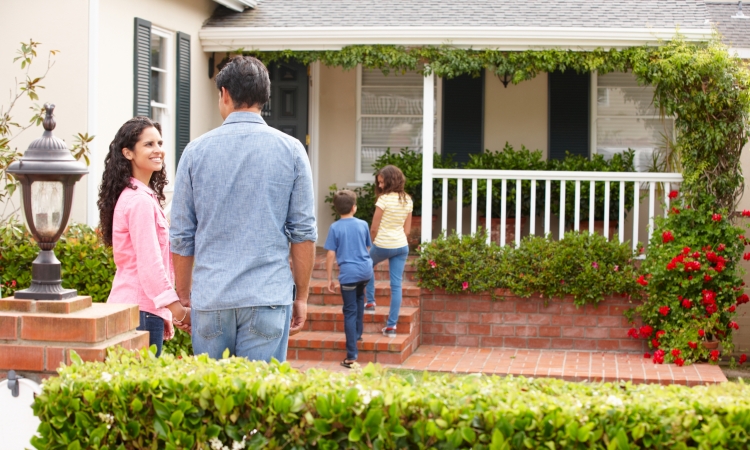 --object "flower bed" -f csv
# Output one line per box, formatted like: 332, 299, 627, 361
420, 289, 643, 352
31, 348, 750, 449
